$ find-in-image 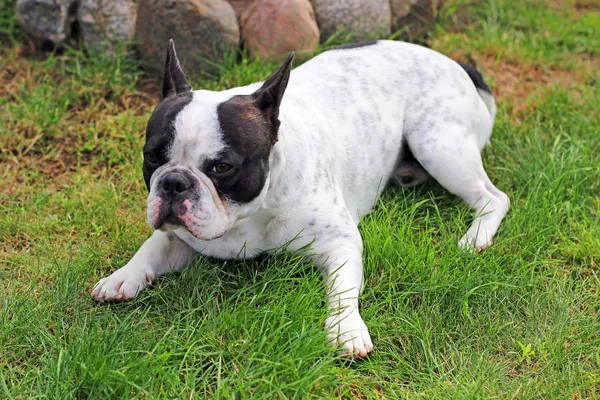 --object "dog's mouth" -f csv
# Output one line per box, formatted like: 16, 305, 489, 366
148, 197, 228, 241
149, 197, 184, 228
155, 210, 184, 230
